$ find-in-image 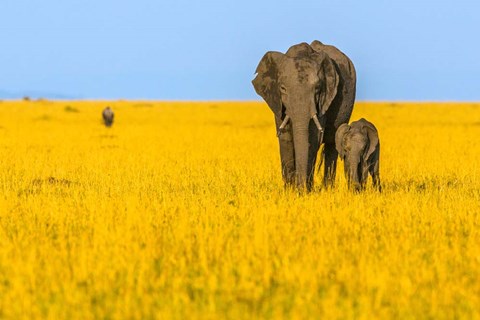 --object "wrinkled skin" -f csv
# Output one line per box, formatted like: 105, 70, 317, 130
335, 118, 381, 192
252, 41, 356, 191
102, 106, 114, 127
